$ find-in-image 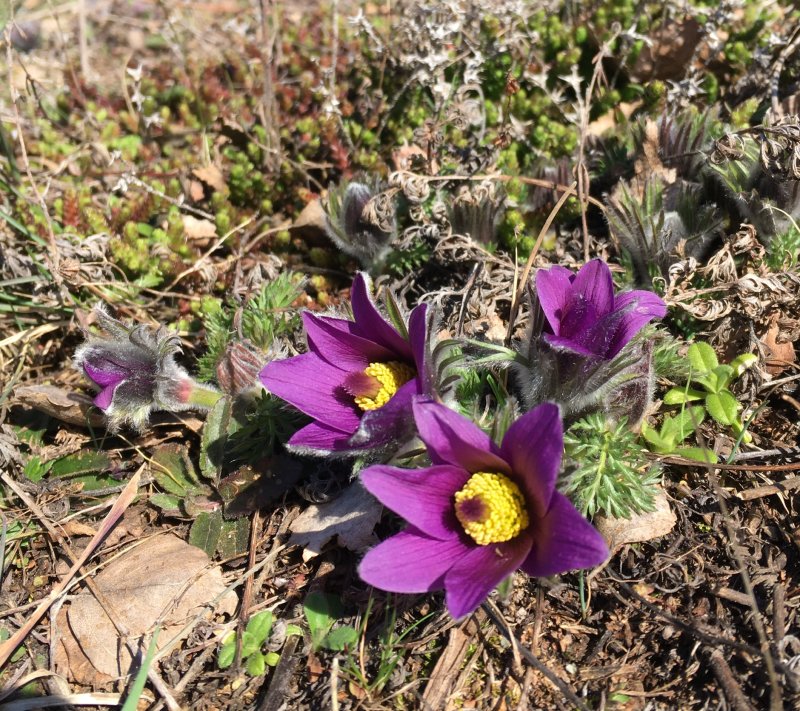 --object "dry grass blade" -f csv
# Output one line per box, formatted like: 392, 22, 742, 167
0, 469, 141, 668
